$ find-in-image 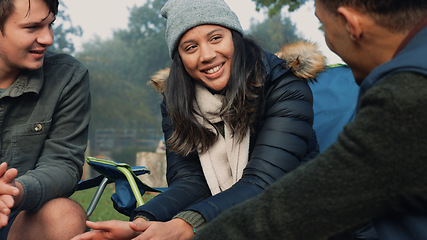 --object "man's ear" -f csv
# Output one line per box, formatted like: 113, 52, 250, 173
337, 6, 364, 41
